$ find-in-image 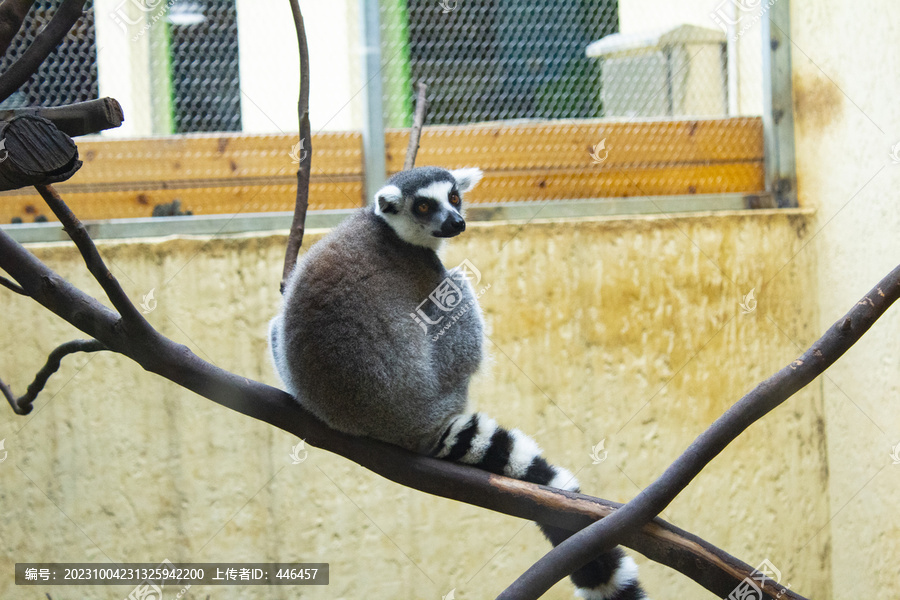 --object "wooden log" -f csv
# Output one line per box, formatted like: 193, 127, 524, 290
0, 114, 81, 191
